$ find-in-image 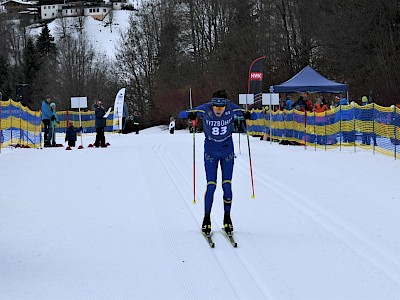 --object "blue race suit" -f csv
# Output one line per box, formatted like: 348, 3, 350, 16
191, 101, 243, 214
